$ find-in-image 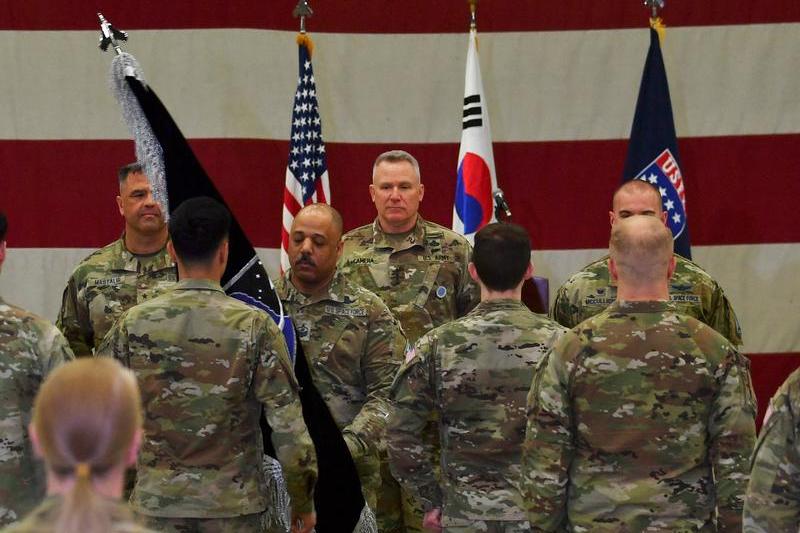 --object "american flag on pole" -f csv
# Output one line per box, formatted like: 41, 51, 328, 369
281, 36, 330, 272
